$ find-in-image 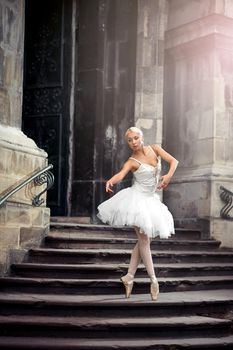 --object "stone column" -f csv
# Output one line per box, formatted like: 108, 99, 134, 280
135, 0, 168, 145
0, 0, 49, 274
164, 0, 233, 247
